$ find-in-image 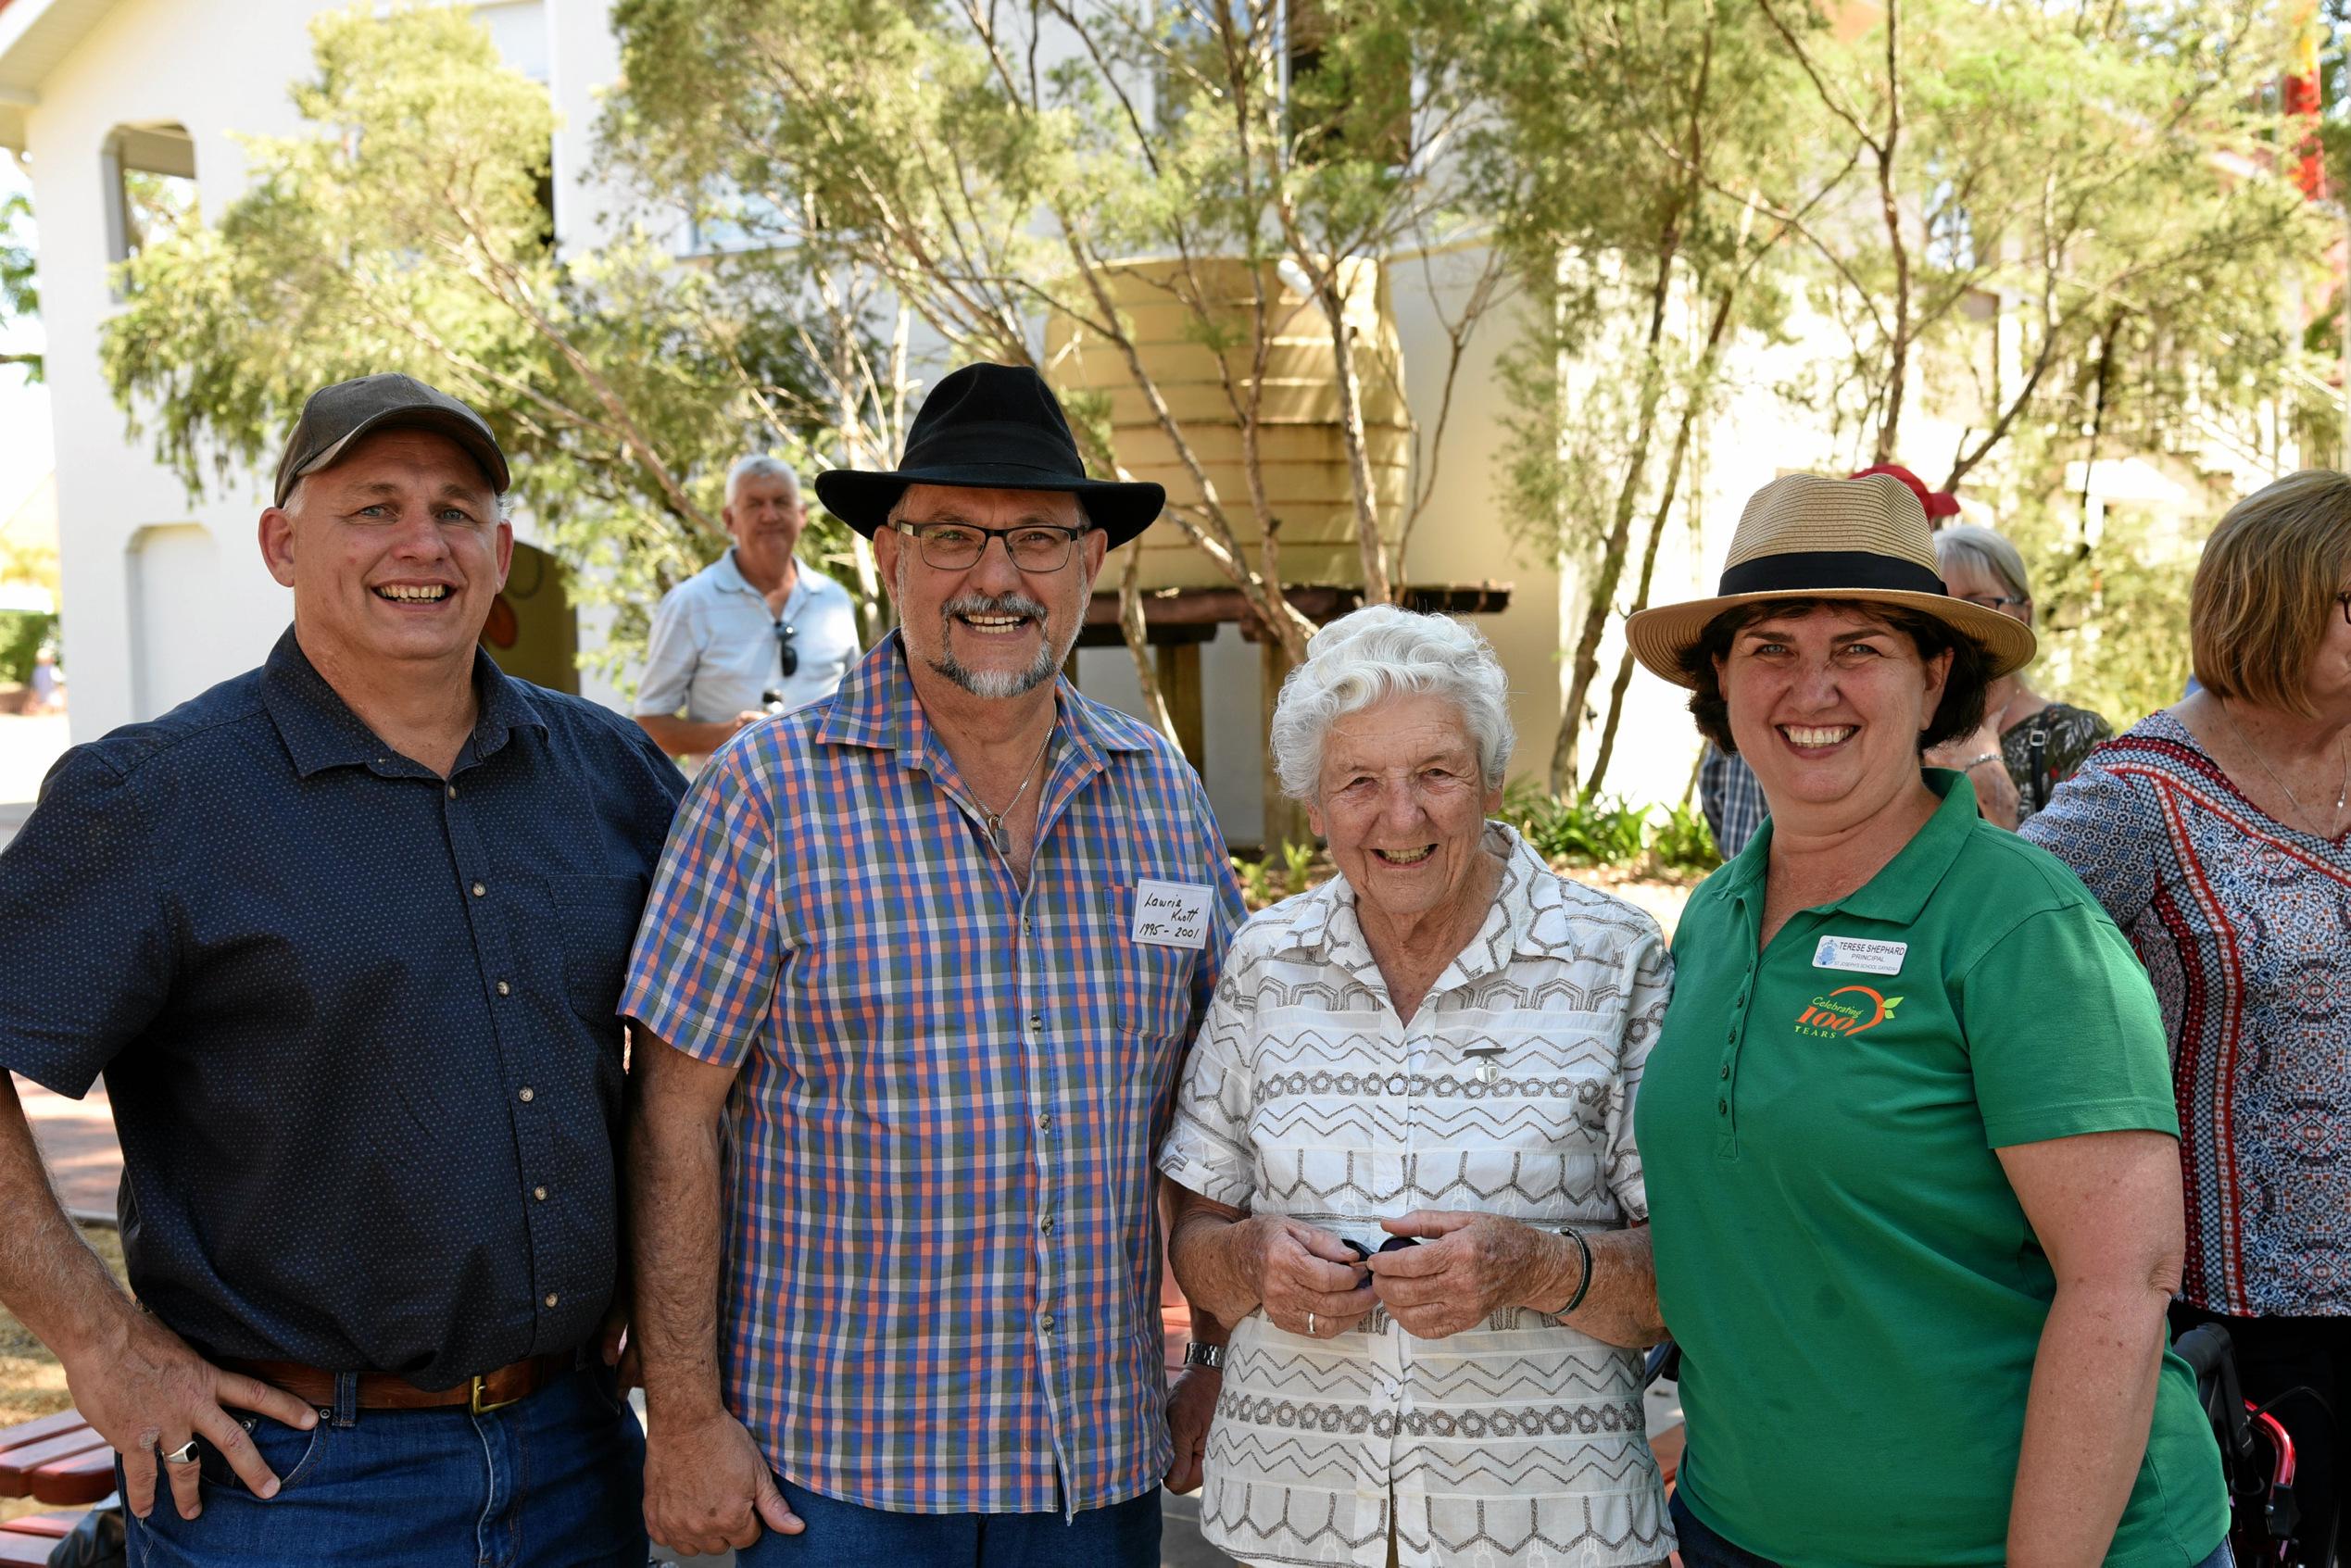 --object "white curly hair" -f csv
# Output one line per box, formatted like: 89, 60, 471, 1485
1268, 605, 1514, 800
